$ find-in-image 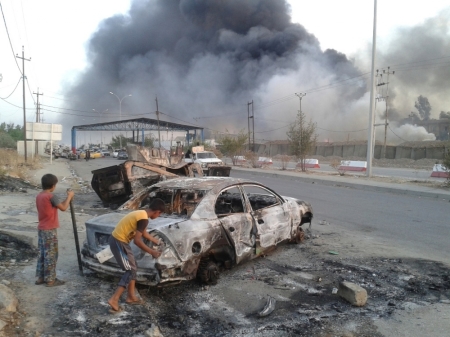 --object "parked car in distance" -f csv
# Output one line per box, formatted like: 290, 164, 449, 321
80, 151, 102, 159
112, 150, 119, 158
101, 150, 110, 157
117, 150, 128, 160
81, 177, 313, 287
